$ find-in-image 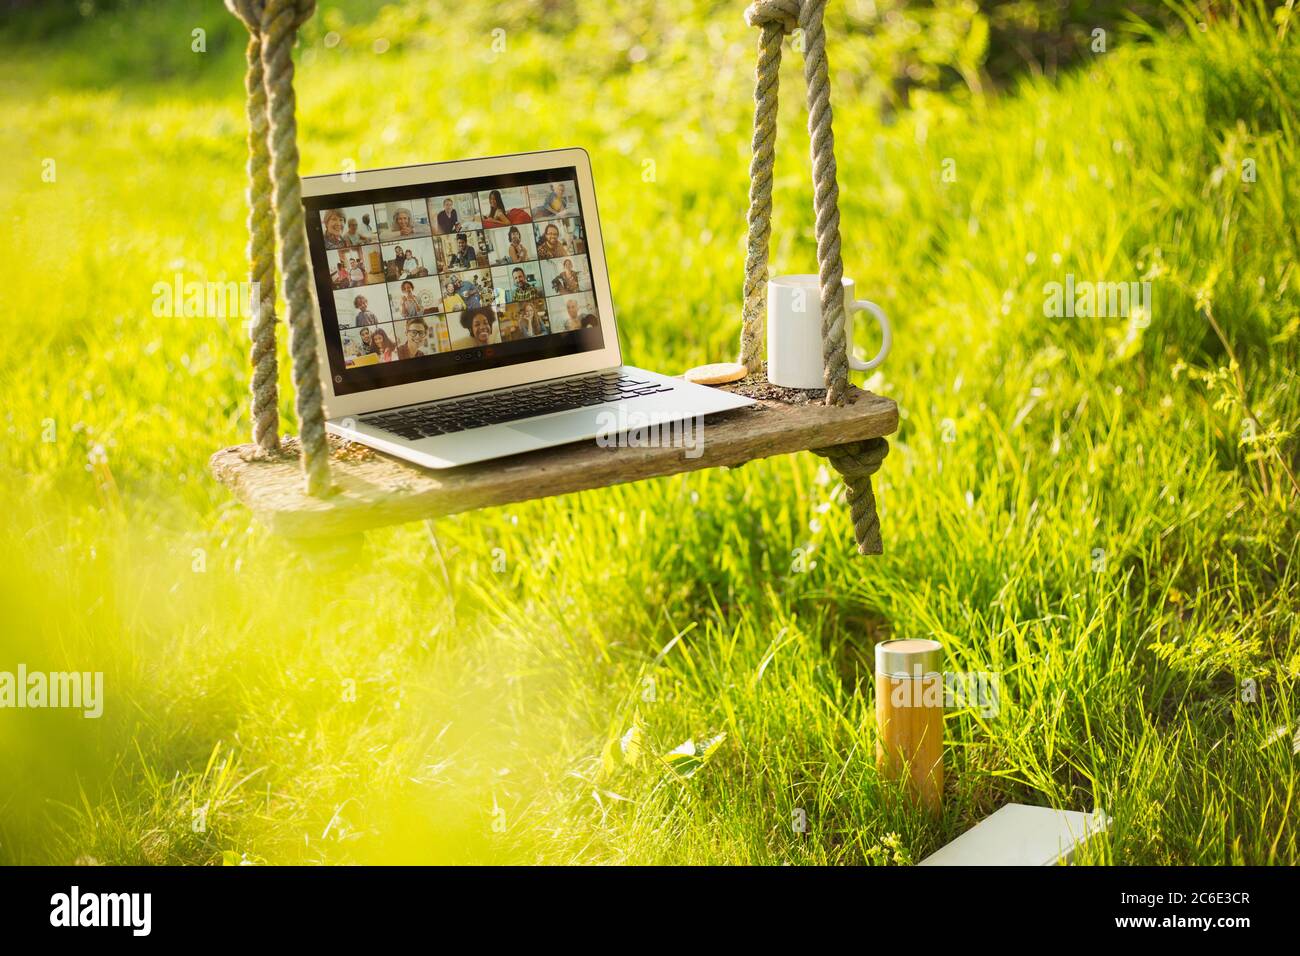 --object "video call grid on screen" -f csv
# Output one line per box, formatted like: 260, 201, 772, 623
305, 166, 604, 396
